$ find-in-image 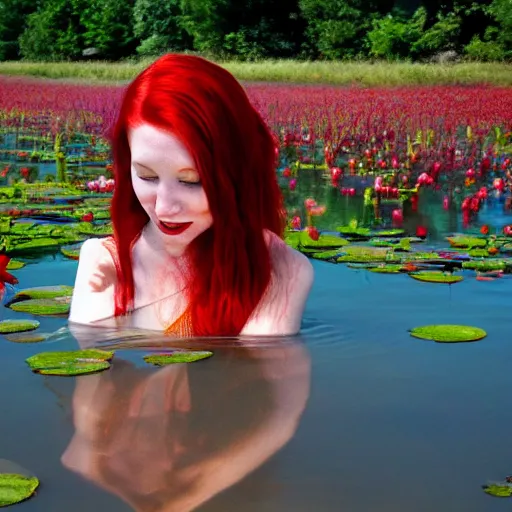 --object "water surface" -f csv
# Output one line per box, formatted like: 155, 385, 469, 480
1, 244, 511, 511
